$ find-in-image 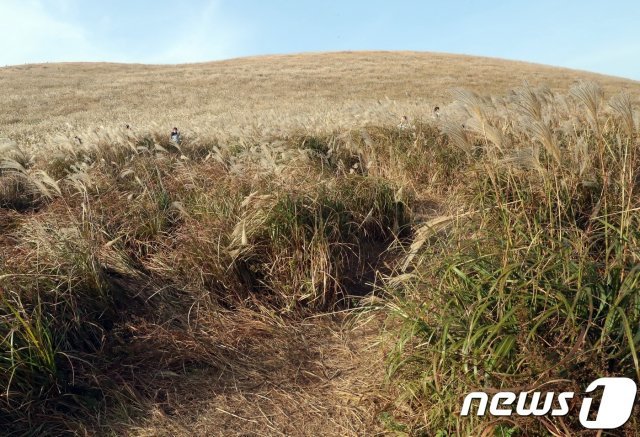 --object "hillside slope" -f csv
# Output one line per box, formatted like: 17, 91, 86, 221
2, 51, 639, 150
3, 52, 640, 435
